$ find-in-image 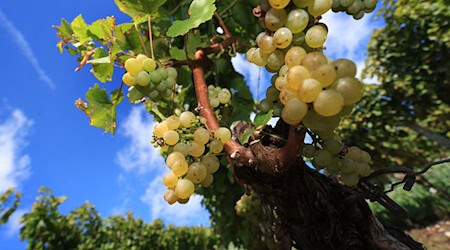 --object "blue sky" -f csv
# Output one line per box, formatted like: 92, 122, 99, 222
0, 1, 383, 249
